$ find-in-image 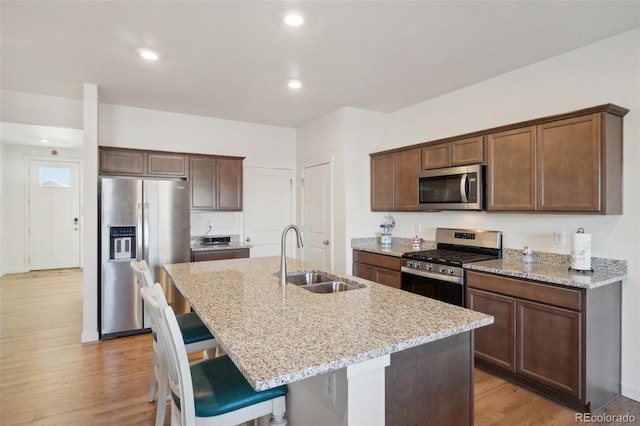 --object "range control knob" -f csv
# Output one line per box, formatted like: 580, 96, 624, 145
425, 264, 433, 271
447, 268, 454, 274
413, 261, 420, 268
438, 266, 445, 273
